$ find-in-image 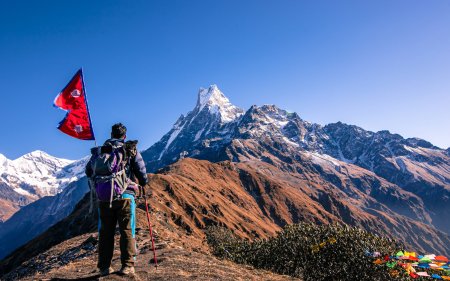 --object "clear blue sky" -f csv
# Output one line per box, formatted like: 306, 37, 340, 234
1, 0, 449, 160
